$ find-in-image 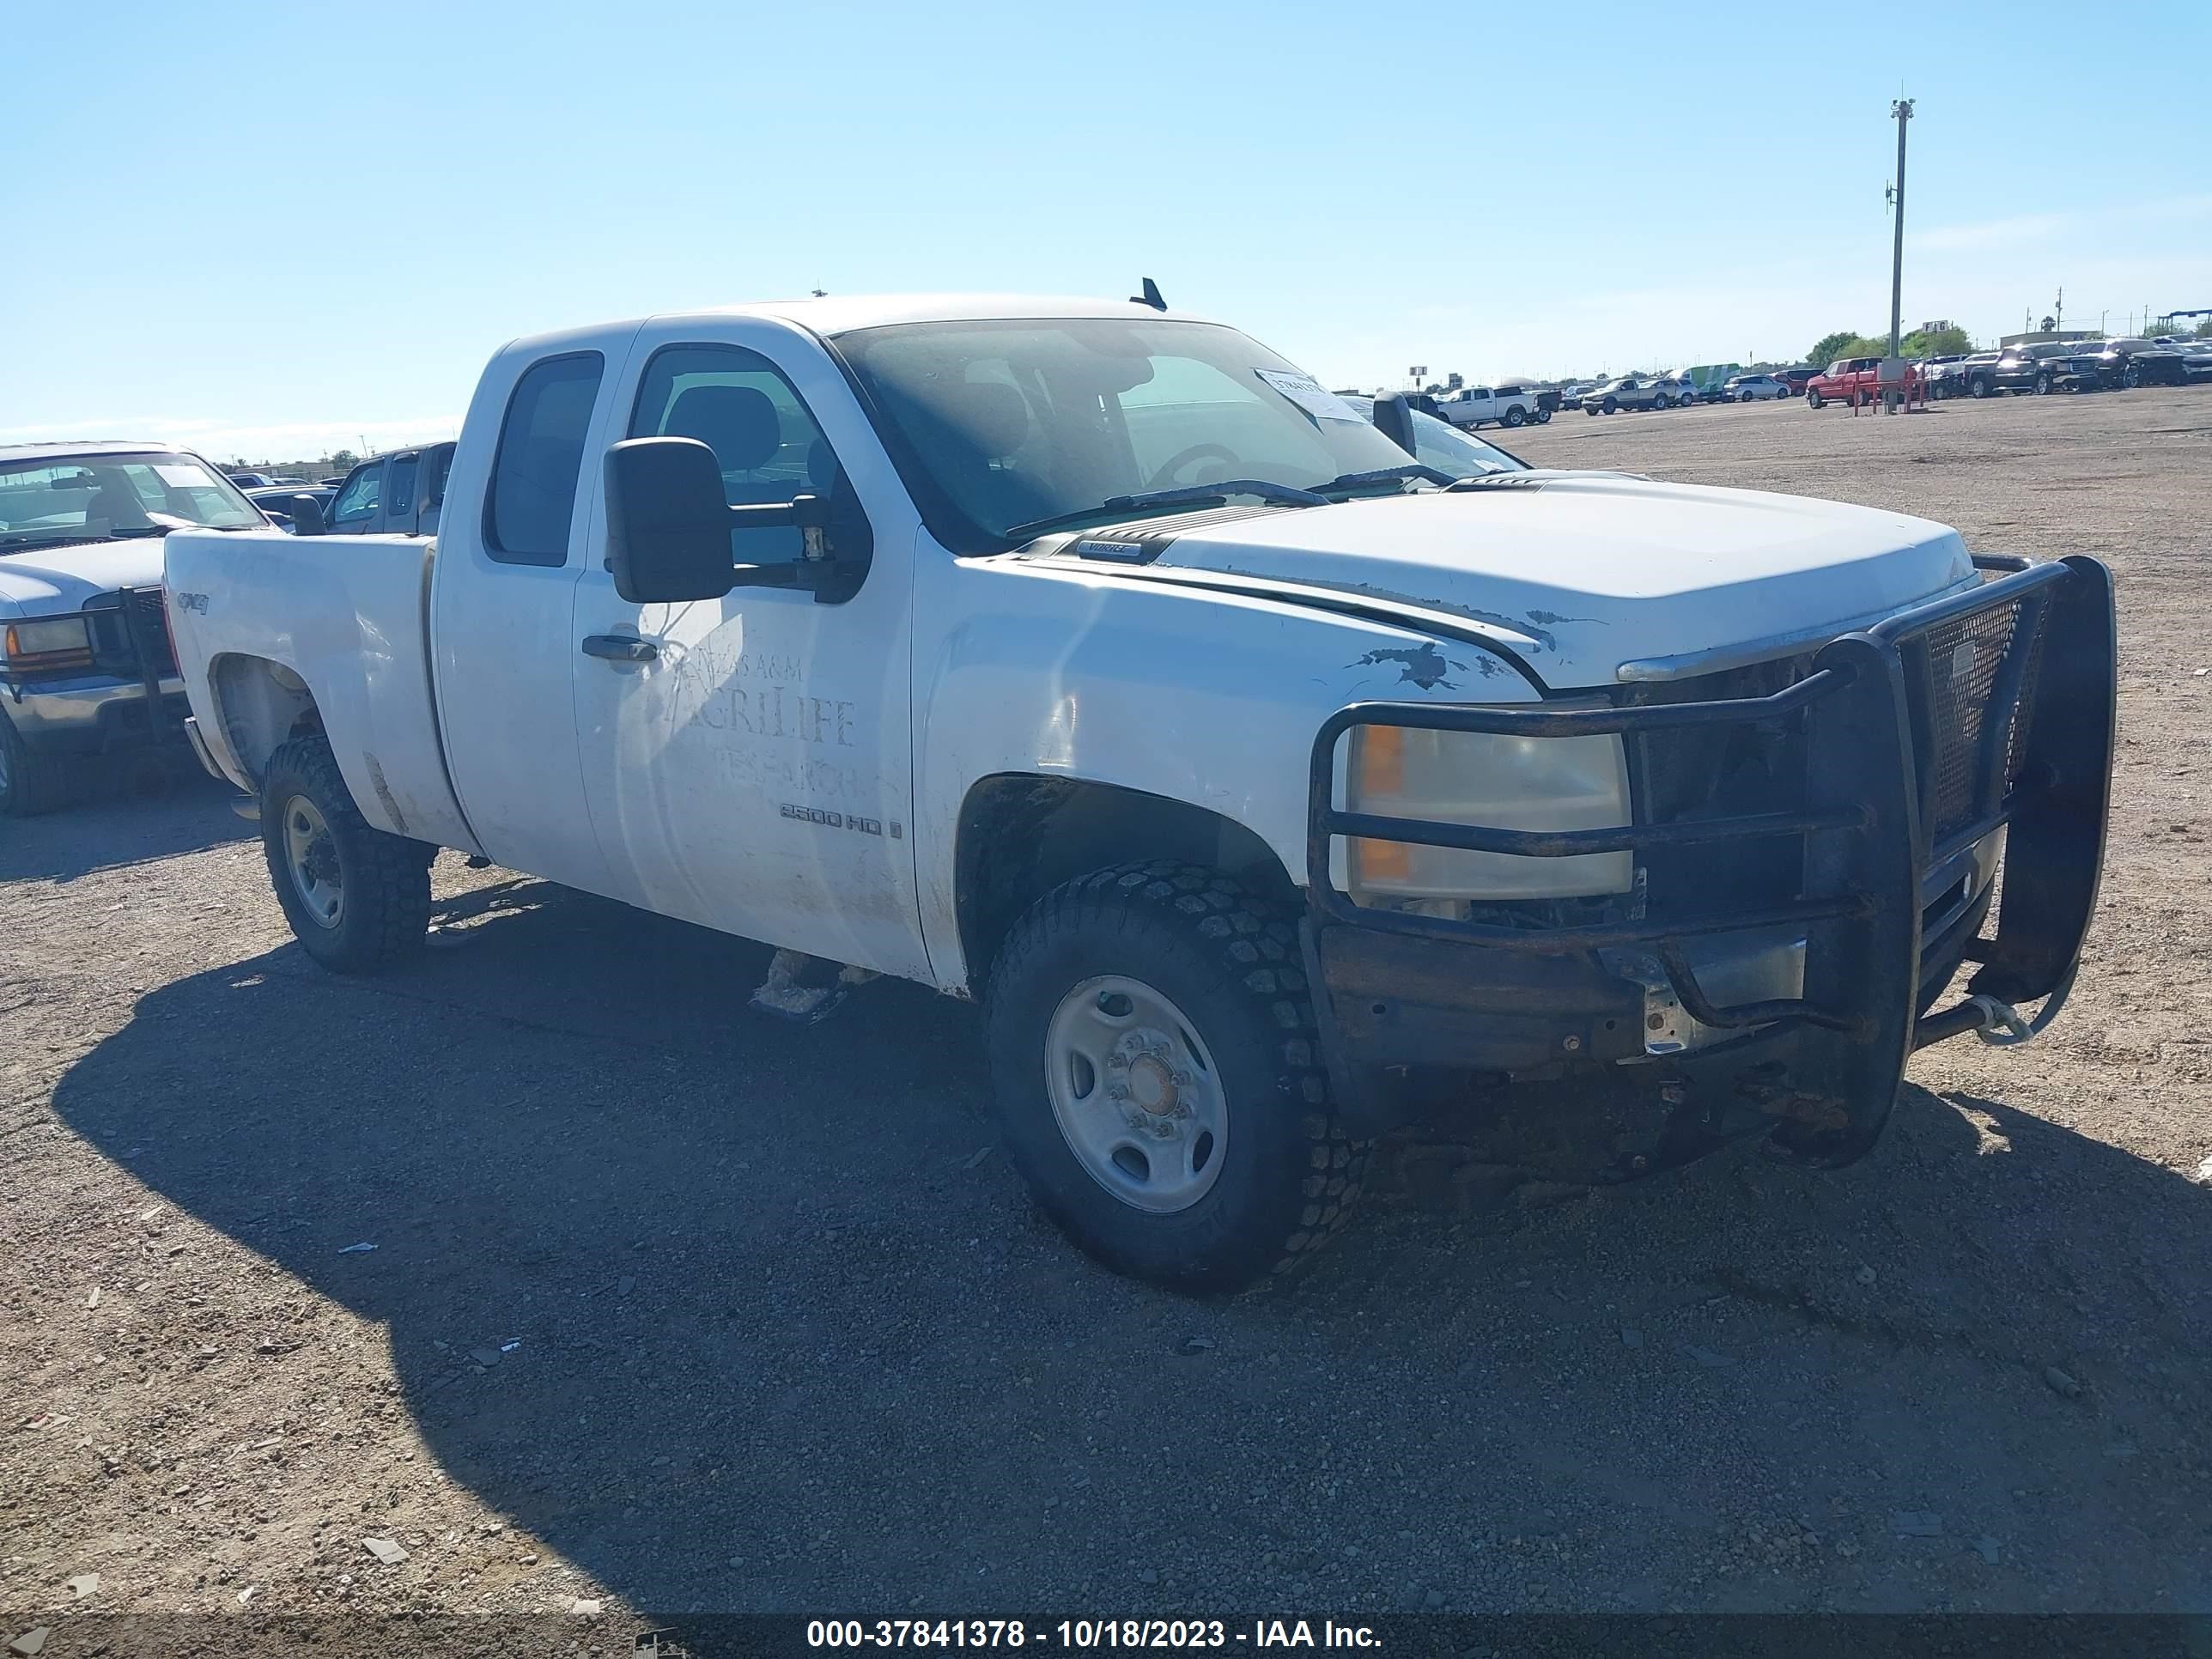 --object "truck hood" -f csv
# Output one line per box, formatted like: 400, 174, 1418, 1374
1114, 474, 1974, 687
0, 538, 167, 617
